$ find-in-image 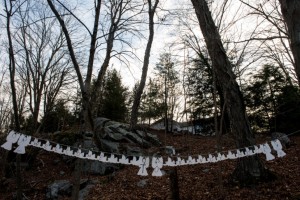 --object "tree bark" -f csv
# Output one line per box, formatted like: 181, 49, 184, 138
4, 0, 22, 198
279, 0, 300, 86
190, 0, 268, 184
130, 0, 159, 129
